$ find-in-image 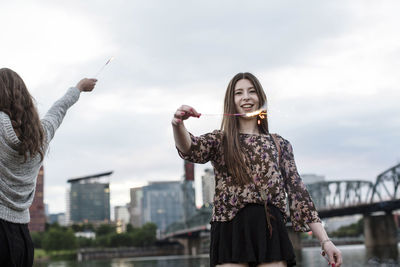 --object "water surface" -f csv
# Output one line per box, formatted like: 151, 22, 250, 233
34, 244, 400, 267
